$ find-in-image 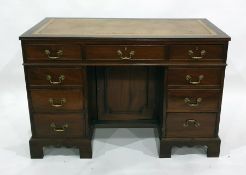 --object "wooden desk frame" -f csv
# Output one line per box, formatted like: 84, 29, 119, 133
20, 18, 230, 158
